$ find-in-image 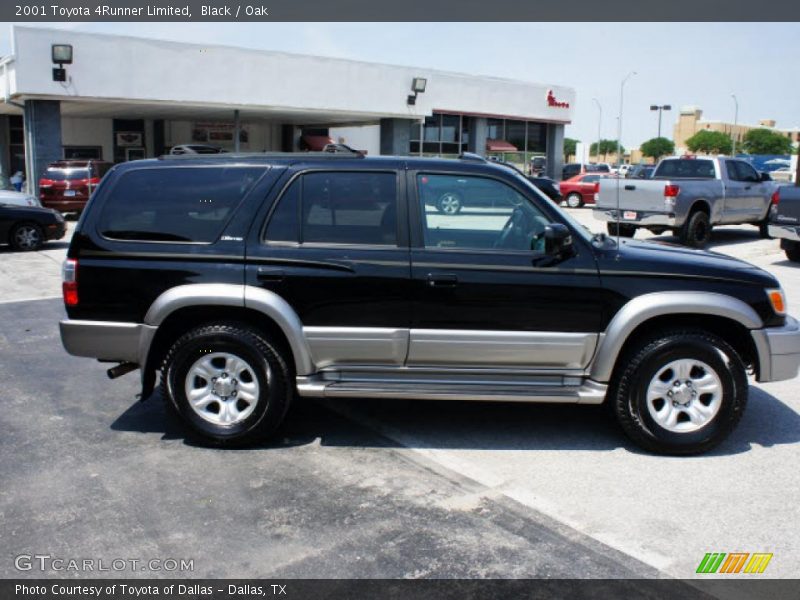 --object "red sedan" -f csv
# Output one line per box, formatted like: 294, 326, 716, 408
559, 173, 610, 208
